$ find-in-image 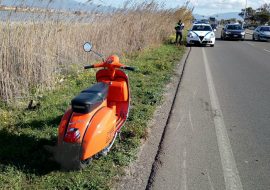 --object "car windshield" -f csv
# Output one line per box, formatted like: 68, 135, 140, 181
260, 27, 270, 31
192, 25, 212, 31
227, 25, 242, 30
